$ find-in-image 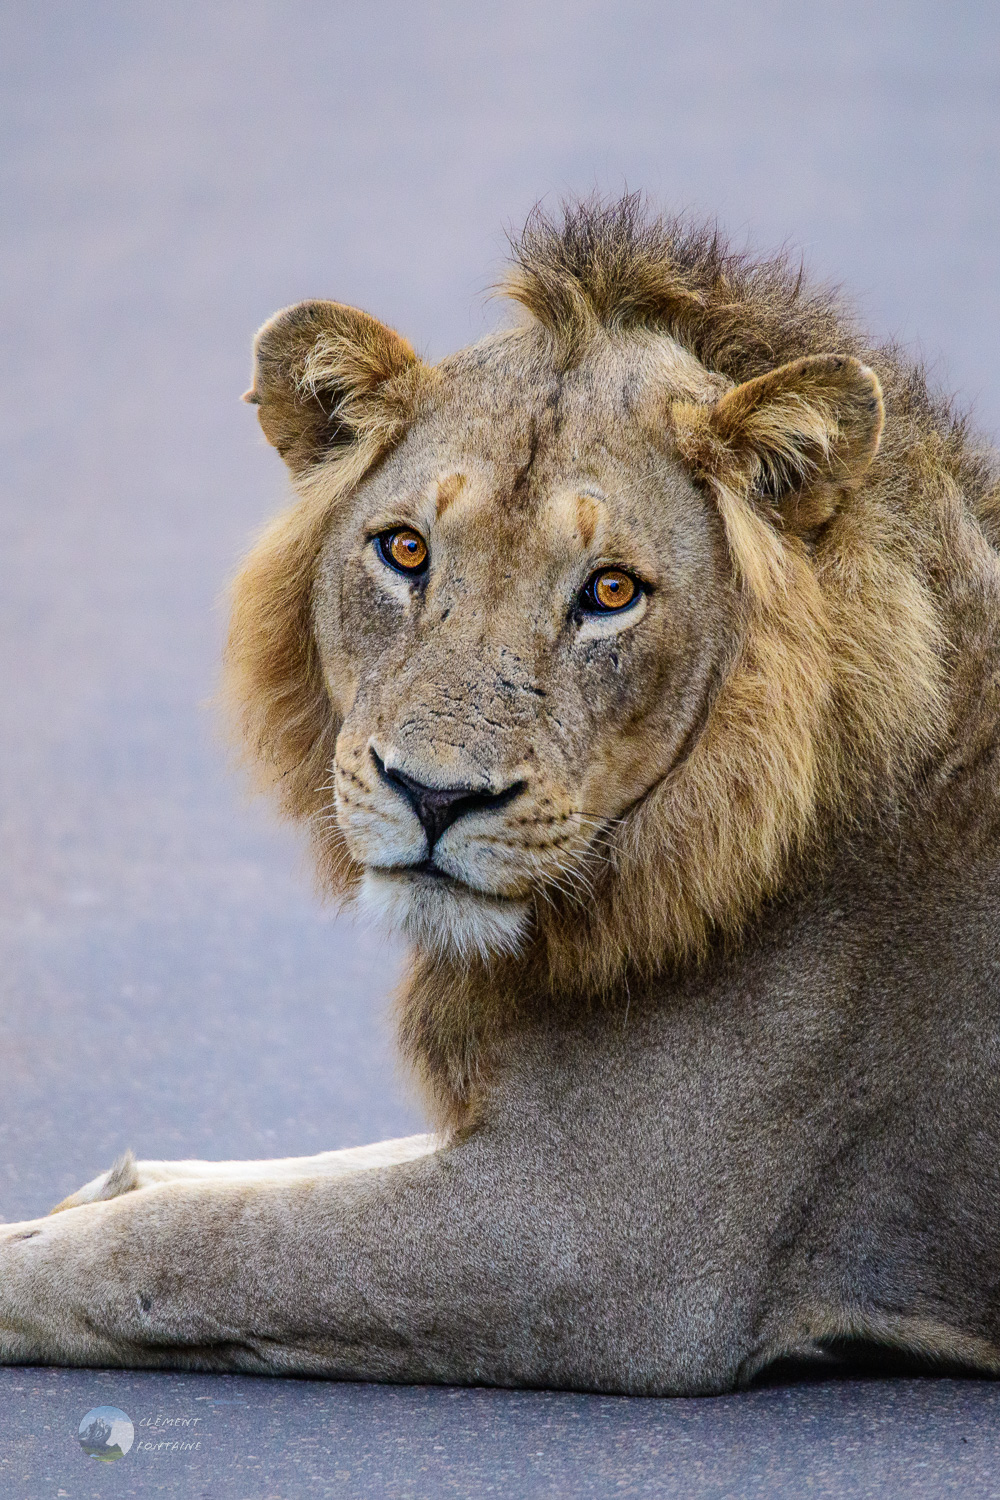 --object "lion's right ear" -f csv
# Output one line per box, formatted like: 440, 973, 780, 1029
244, 300, 421, 475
